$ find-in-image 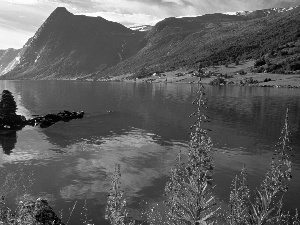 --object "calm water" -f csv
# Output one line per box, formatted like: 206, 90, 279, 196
0, 80, 299, 224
